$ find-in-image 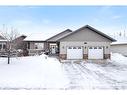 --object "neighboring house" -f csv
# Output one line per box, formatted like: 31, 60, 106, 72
12, 35, 27, 50
0, 35, 7, 51
0, 35, 7, 57
111, 36, 127, 56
